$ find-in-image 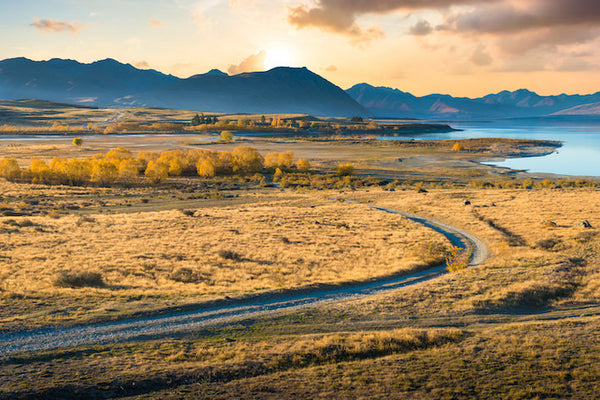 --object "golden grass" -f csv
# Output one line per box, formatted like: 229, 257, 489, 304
0, 179, 449, 328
